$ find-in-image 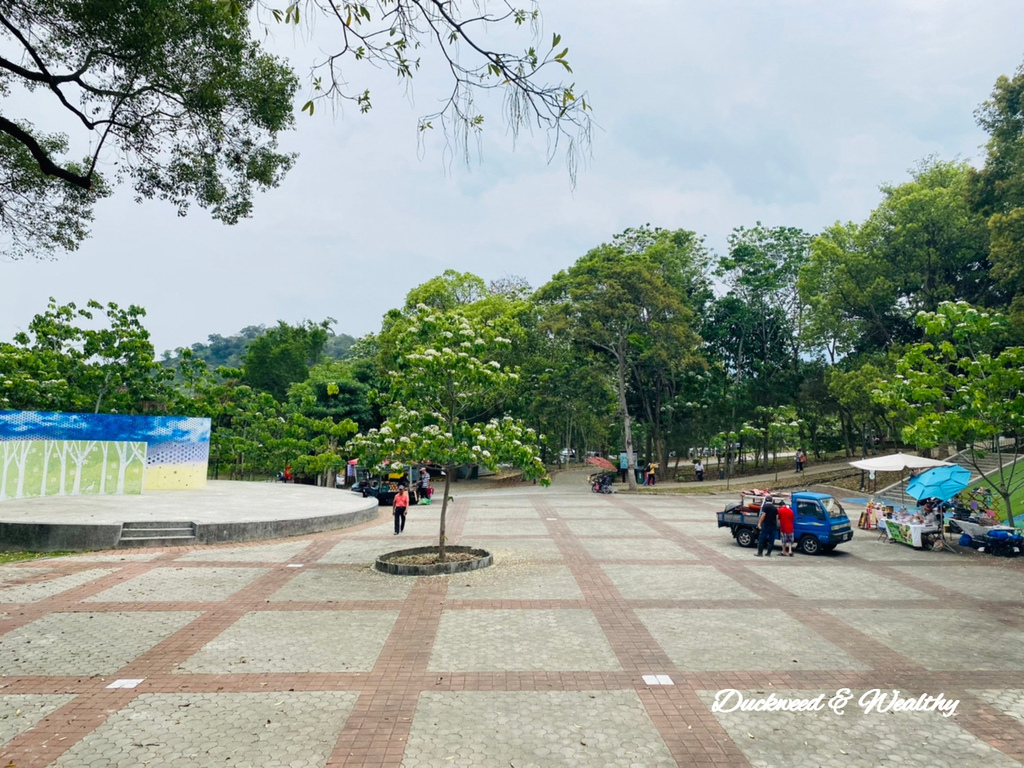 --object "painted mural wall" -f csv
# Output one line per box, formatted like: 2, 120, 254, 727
0, 440, 146, 501
0, 411, 211, 498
